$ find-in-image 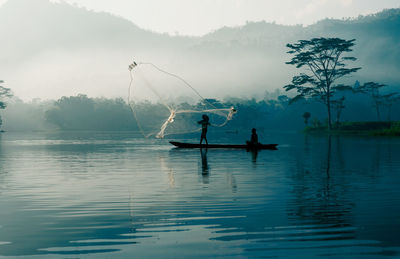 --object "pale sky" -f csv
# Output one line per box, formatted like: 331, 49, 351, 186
1, 0, 399, 36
